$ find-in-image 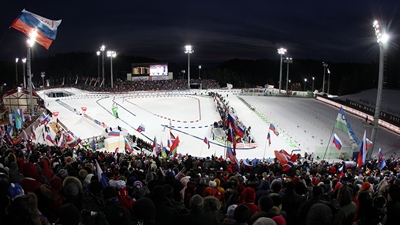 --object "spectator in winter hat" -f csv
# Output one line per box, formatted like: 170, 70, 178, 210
57, 203, 81, 225
176, 194, 218, 225
132, 197, 156, 225
63, 176, 83, 204
19, 162, 41, 194
57, 169, 68, 180
102, 186, 133, 225
239, 187, 259, 224
8, 162, 23, 184
7, 183, 24, 200
38, 176, 63, 223
233, 204, 251, 225
253, 217, 277, 225
109, 170, 126, 189
40, 157, 55, 183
